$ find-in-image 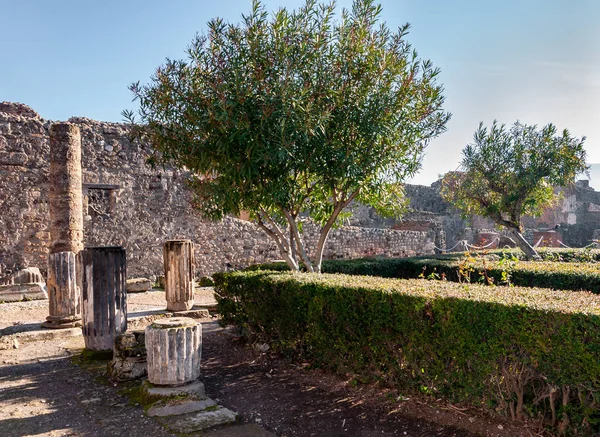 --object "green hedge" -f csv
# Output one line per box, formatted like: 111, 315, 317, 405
487, 247, 600, 263
250, 255, 600, 293
215, 271, 600, 435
